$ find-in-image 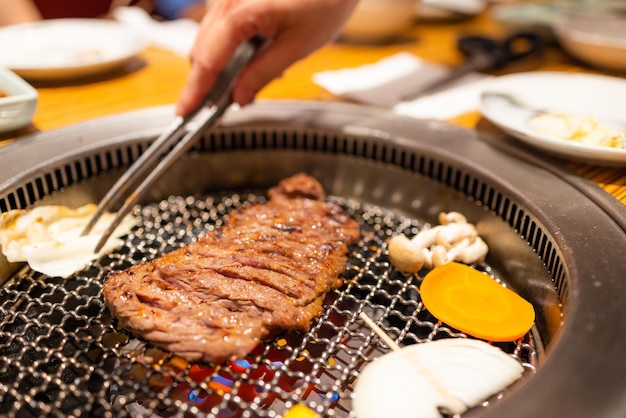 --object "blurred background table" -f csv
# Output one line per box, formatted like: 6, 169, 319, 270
4, 6, 626, 205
